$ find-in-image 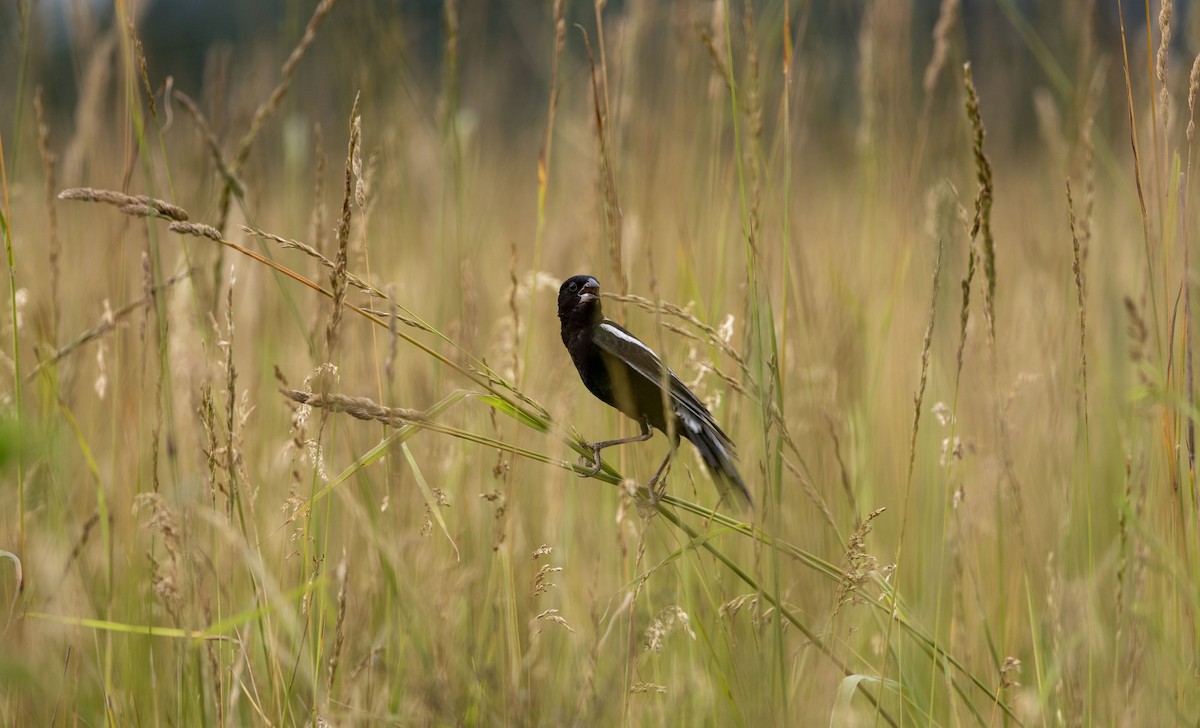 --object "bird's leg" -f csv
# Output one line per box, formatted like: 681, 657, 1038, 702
578, 419, 653, 477
639, 446, 675, 507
